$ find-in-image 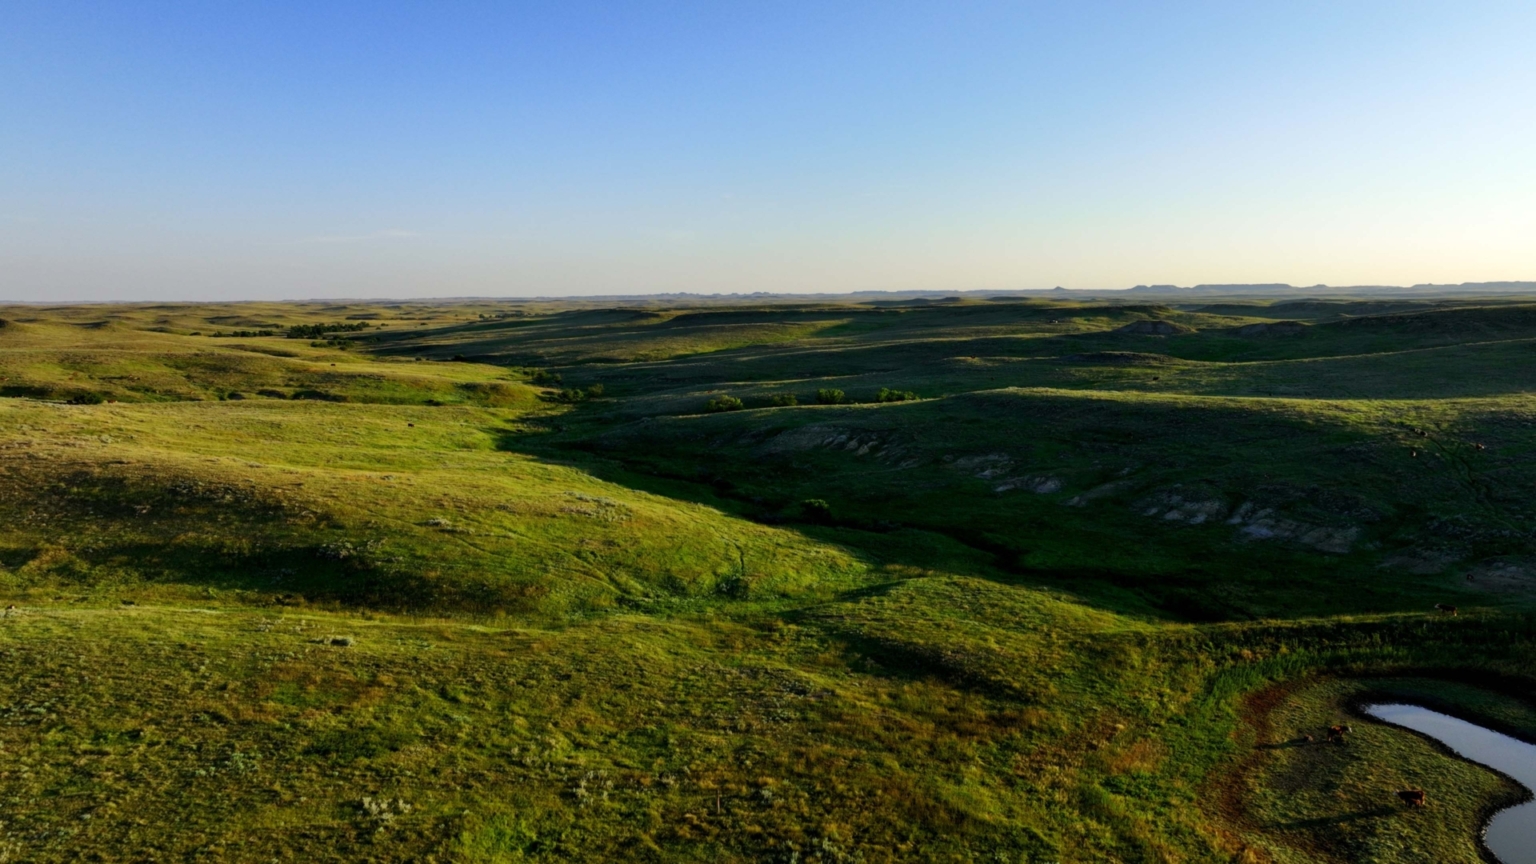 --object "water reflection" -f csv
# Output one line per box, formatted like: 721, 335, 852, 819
1365, 703, 1536, 864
